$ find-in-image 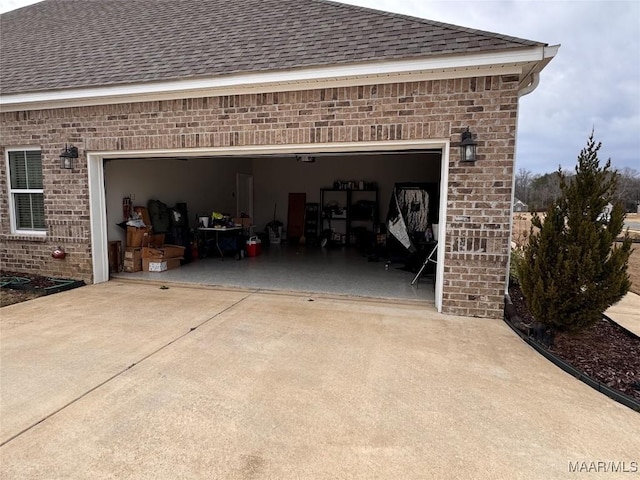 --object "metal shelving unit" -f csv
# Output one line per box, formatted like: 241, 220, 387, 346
320, 188, 378, 245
